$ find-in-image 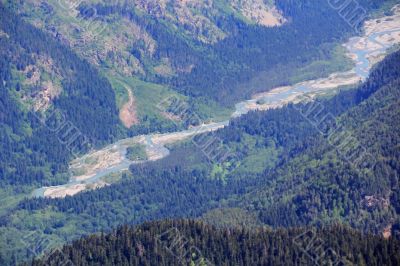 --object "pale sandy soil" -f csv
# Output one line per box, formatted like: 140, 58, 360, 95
246, 93, 301, 112
307, 71, 361, 90
160, 111, 182, 122
119, 86, 139, 128
43, 184, 87, 198
246, 70, 361, 112
68, 122, 225, 178
350, 4, 400, 65
352, 38, 384, 51
375, 32, 400, 46
253, 86, 292, 98
146, 122, 226, 160
383, 224, 392, 239
153, 65, 174, 77
43, 181, 107, 198
145, 147, 166, 161
68, 136, 147, 183
364, 5, 400, 35
230, 0, 285, 27
152, 123, 226, 145
33, 80, 62, 111
71, 147, 125, 182
259, 10, 282, 27
368, 51, 387, 66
